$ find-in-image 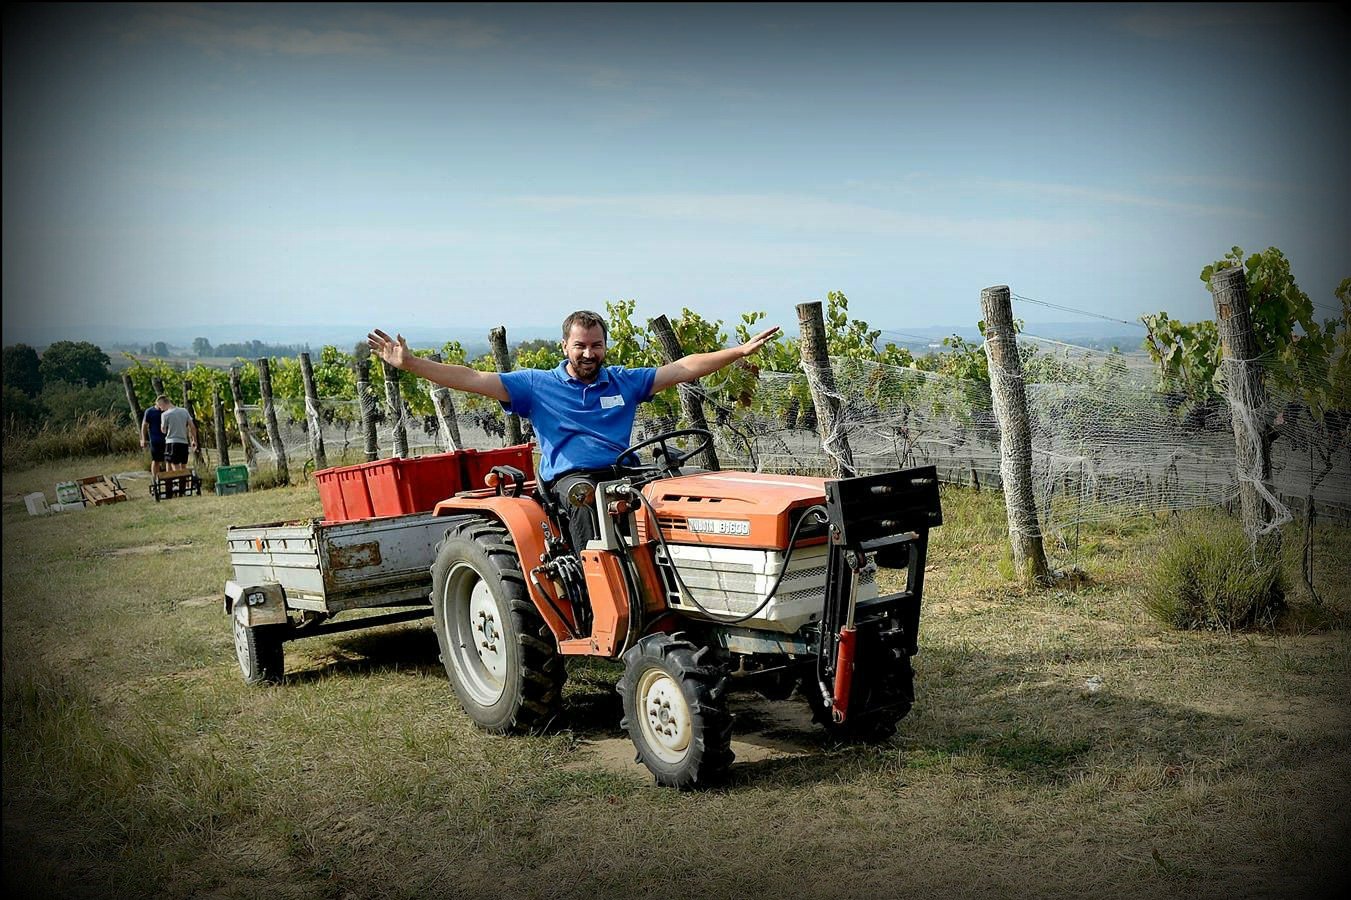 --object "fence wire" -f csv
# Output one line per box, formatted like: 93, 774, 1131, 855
227, 336, 1348, 567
